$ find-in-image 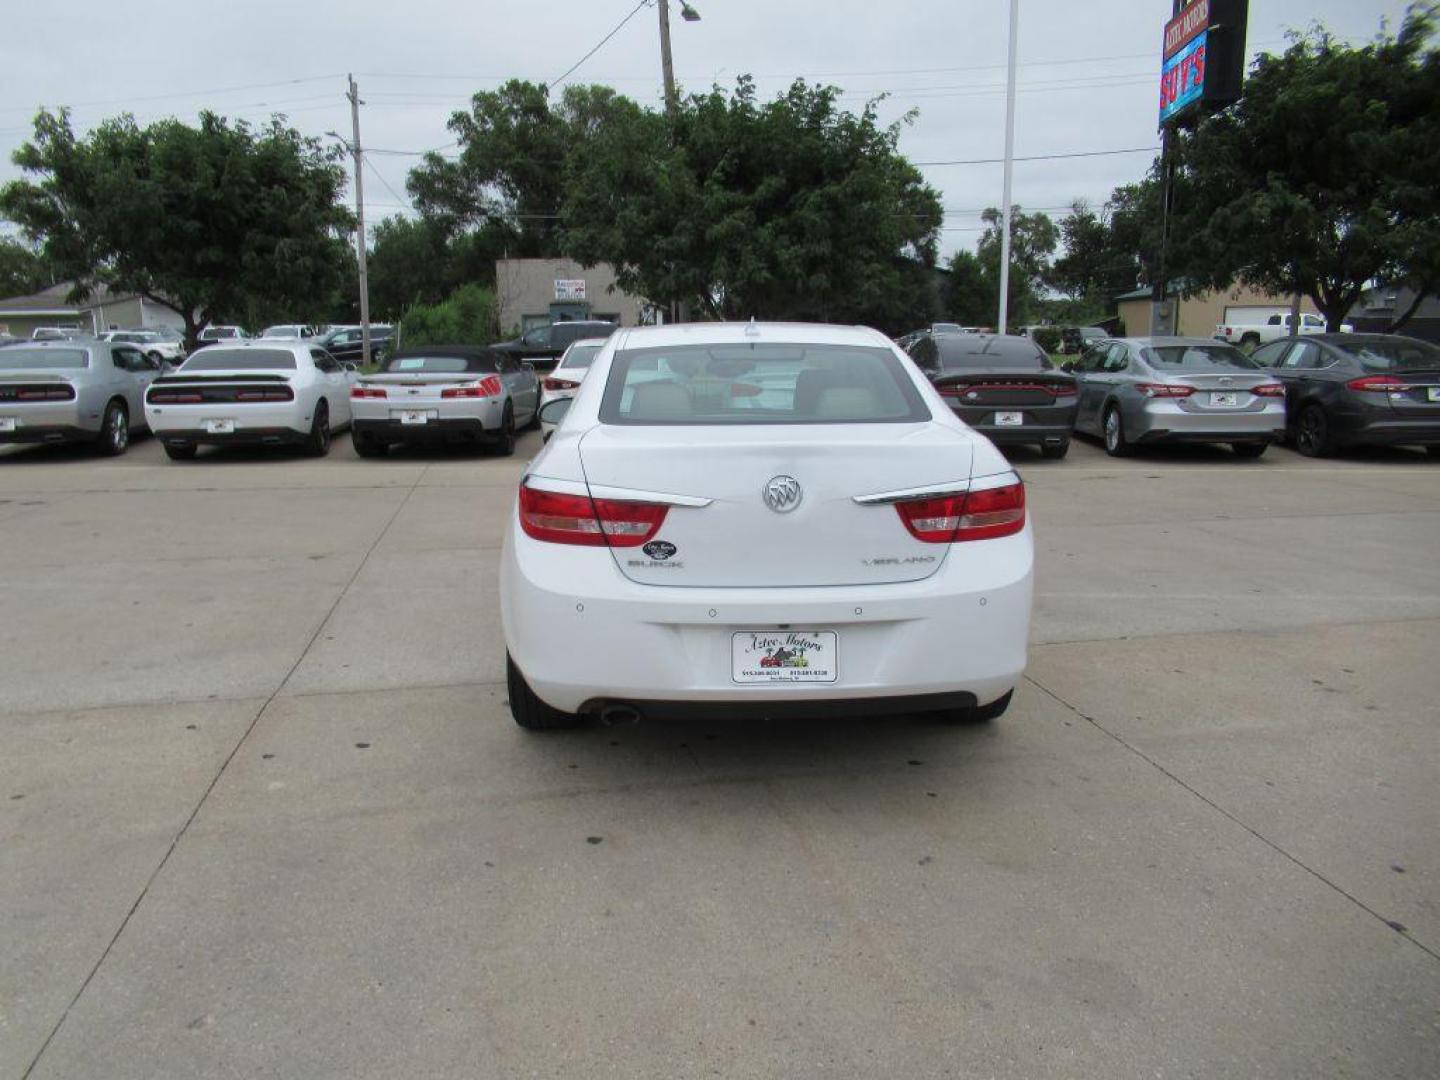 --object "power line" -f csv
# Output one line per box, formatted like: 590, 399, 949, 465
548, 0, 654, 91
363, 157, 412, 212
915, 146, 1159, 167
0, 74, 347, 118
